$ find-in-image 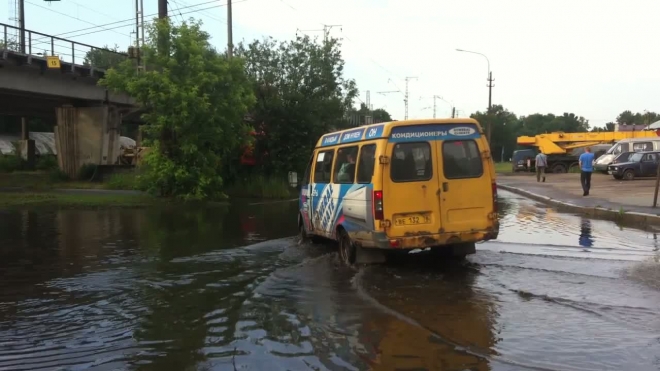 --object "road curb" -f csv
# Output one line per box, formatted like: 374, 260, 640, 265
497, 183, 660, 226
